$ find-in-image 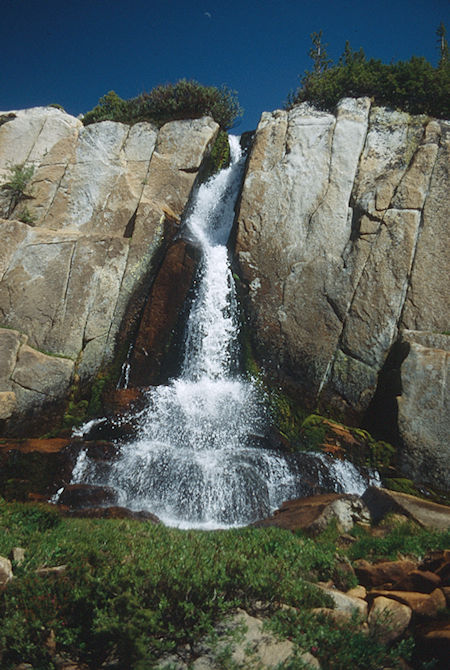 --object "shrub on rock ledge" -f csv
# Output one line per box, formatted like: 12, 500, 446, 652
82, 80, 243, 130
